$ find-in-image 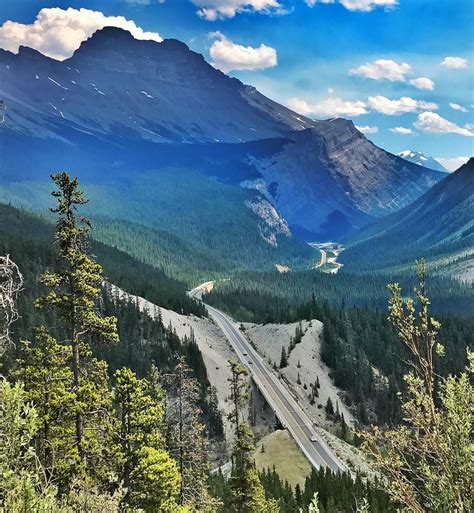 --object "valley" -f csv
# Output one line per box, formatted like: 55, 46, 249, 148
311, 242, 345, 274
0, 6, 472, 512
